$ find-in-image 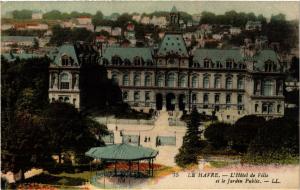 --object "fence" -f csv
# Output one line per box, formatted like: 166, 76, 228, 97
94, 117, 155, 125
